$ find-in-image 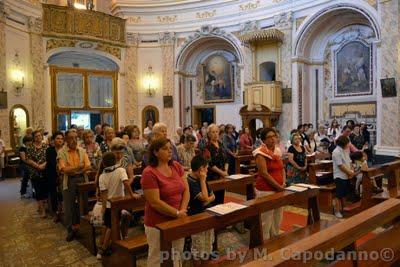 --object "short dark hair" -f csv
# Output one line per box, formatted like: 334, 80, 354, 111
70, 124, 78, 129
297, 124, 304, 130
102, 123, 110, 130
260, 127, 277, 141
22, 135, 33, 144
65, 129, 77, 138
184, 134, 196, 143
52, 131, 64, 140
336, 136, 350, 148
102, 152, 116, 168
191, 155, 208, 172
350, 151, 363, 162
116, 131, 128, 139
147, 137, 173, 167
342, 125, 351, 132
